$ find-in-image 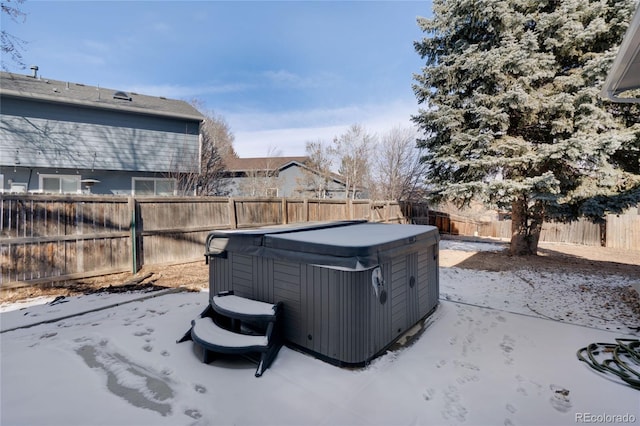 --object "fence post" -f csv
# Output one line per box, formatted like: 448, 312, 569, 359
128, 197, 138, 274
281, 198, 288, 225
386, 201, 390, 223
228, 198, 237, 229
